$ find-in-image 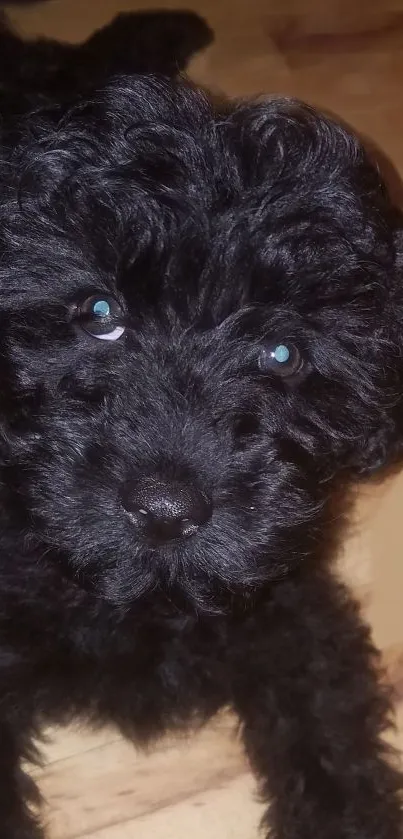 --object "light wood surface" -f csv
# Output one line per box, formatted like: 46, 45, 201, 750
6, 0, 403, 835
